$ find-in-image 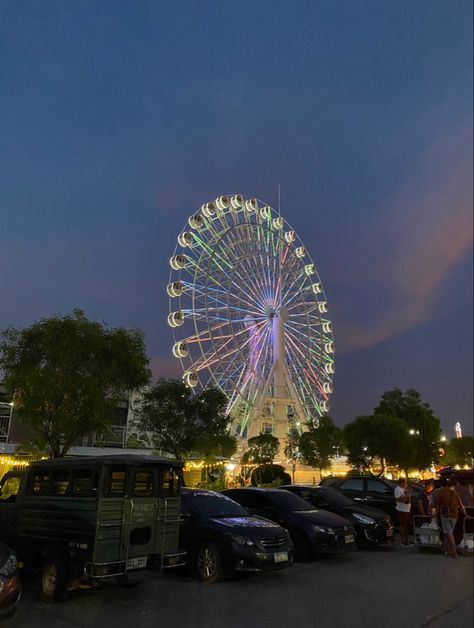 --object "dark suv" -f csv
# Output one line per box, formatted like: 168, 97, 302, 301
320, 476, 398, 520
223, 488, 357, 561
180, 488, 293, 582
280, 485, 394, 546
